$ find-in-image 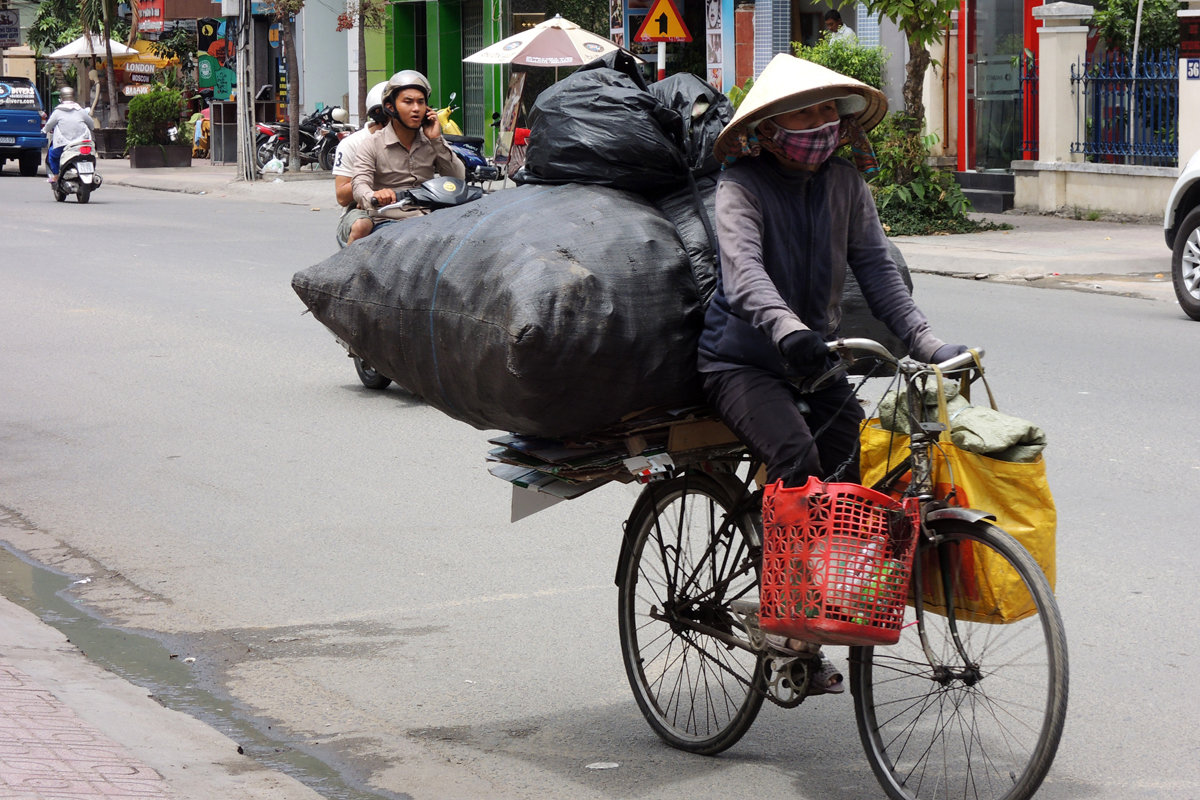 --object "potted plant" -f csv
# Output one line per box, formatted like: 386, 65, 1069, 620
126, 87, 191, 168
